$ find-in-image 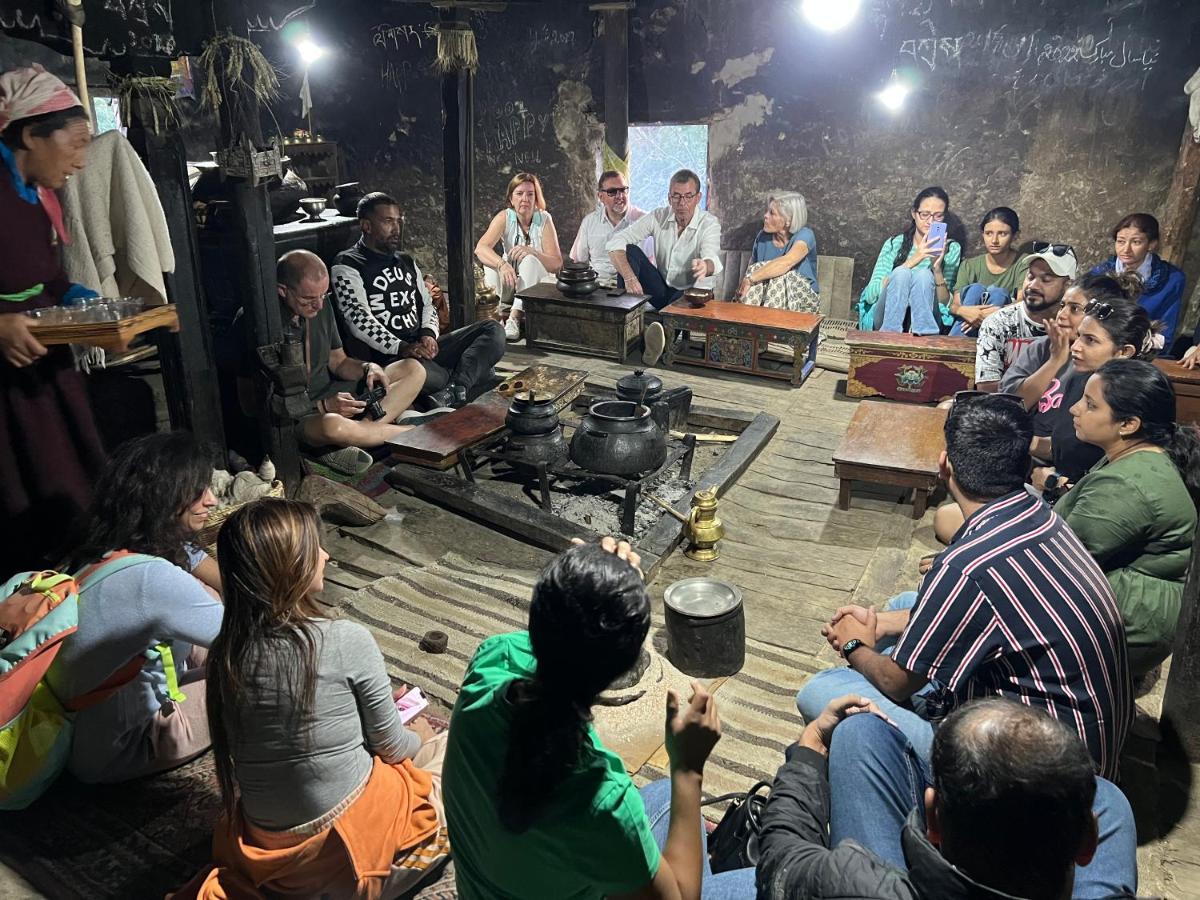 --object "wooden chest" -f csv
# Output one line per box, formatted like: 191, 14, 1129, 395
1155, 358, 1200, 426
845, 330, 975, 403
516, 283, 647, 361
